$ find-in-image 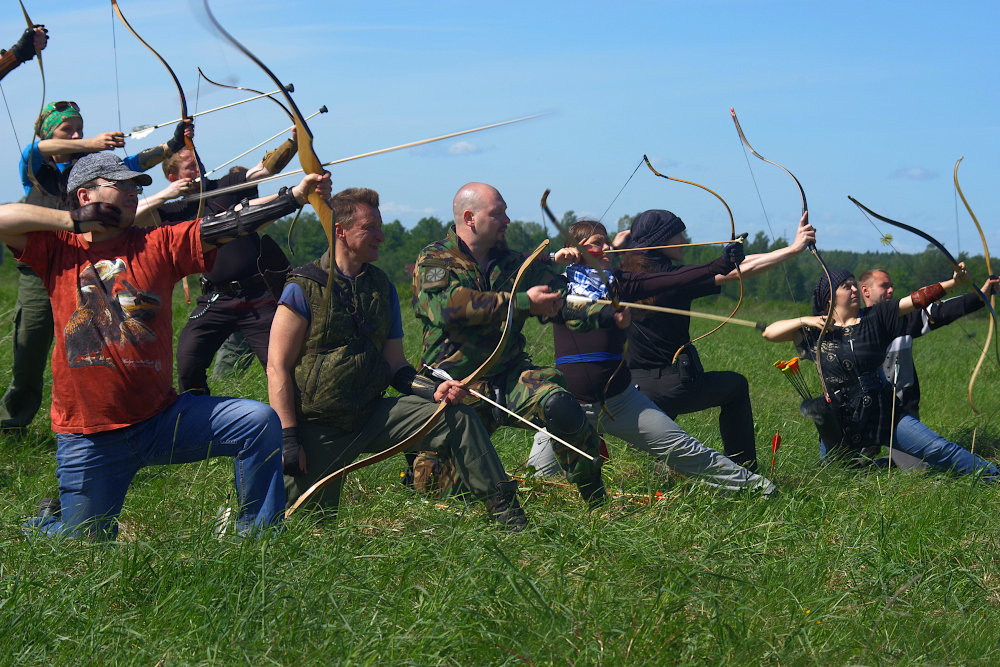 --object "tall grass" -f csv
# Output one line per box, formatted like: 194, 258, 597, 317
1, 255, 999, 664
